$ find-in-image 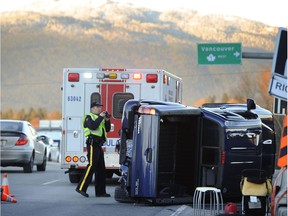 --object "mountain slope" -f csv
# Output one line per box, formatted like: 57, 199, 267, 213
1, 3, 277, 112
